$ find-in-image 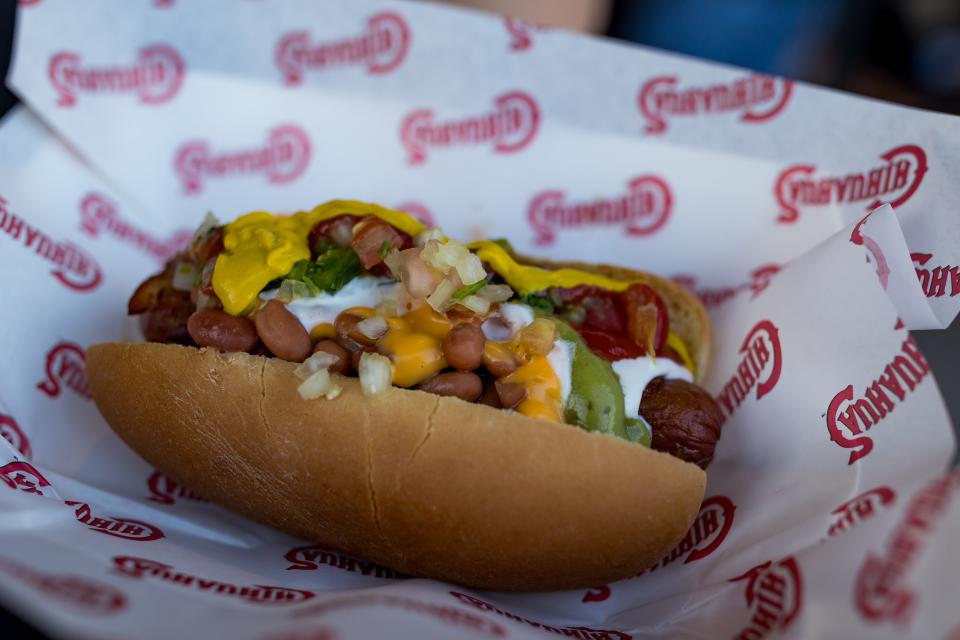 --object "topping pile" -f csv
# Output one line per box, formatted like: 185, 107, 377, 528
129, 201, 723, 468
